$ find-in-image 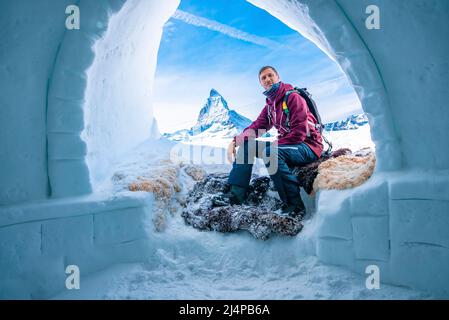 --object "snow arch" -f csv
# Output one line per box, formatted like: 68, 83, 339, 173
47, 0, 401, 197
45, 0, 449, 295
1, 0, 448, 298
46, 0, 178, 196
